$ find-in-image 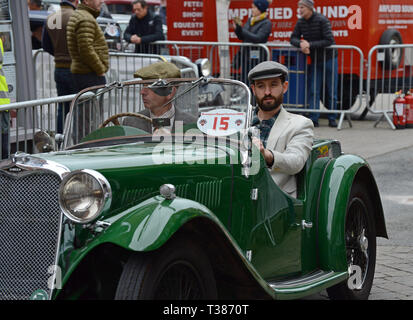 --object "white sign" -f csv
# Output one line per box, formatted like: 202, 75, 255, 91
197, 109, 246, 136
